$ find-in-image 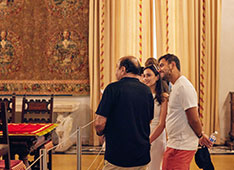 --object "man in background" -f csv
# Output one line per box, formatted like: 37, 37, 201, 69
158, 54, 212, 170
95, 56, 154, 170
